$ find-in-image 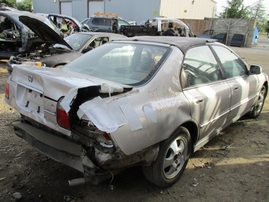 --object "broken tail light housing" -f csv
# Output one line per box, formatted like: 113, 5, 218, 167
80, 121, 115, 150
99, 132, 114, 148
57, 98, 70, 129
